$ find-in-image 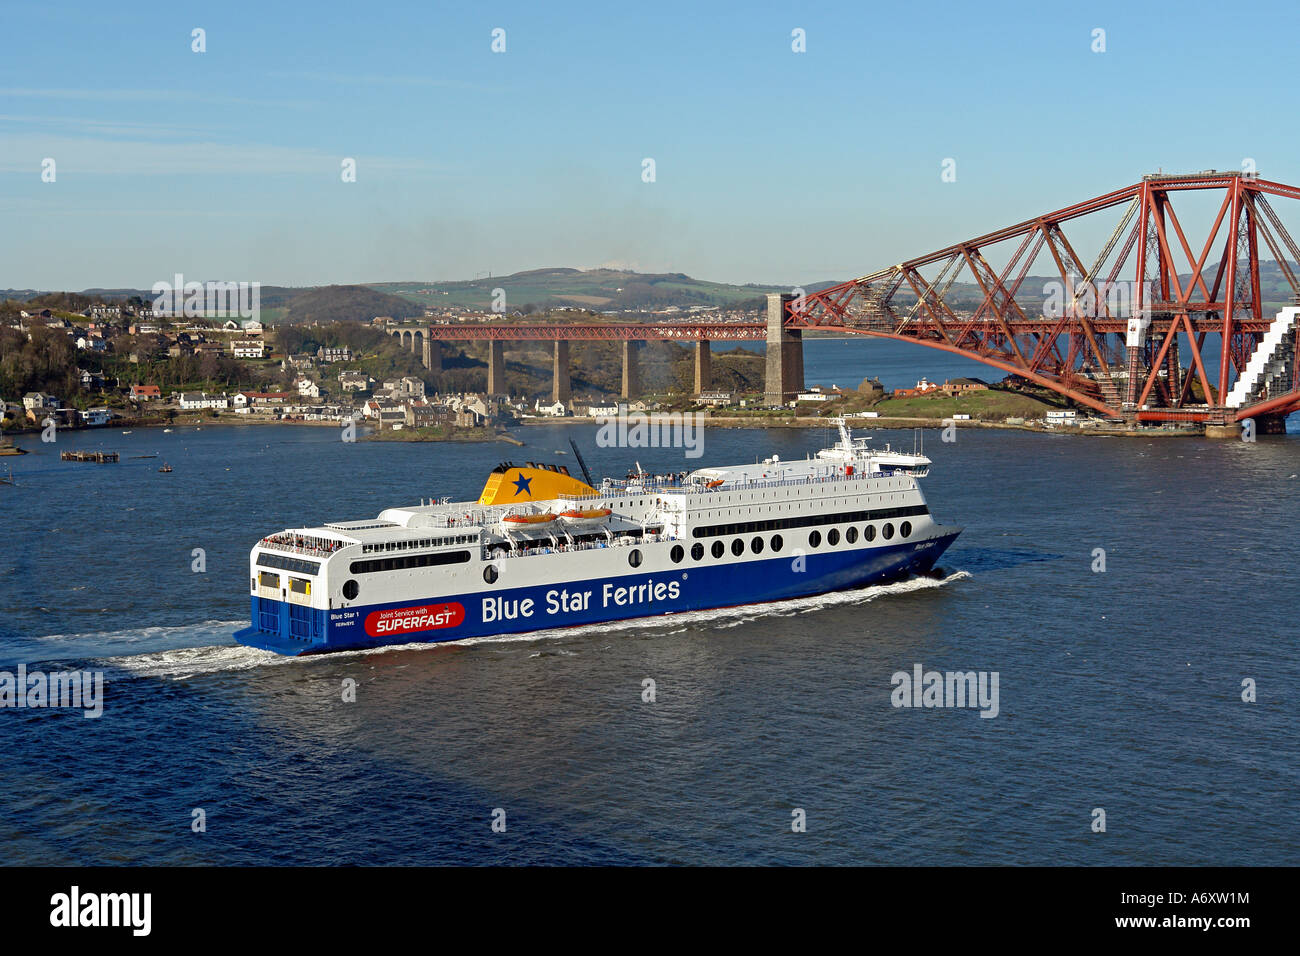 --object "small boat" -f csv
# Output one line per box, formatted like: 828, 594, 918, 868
158, 463, 173, 473
163, 428, 173, 433
121, 430, 132, 435
0, 468, 15, 487
558, 507, 612, 524
501, 511, 556, 527
705, 478, 725, 489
